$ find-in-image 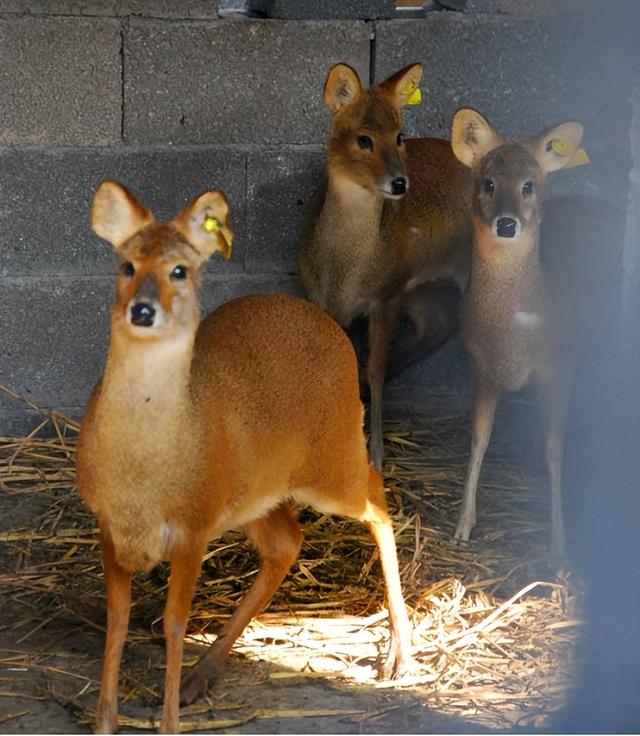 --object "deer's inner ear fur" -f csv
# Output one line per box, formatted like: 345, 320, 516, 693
451, 108, 504, 169
91, 181, 154, 250
324, 64, 363, 113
